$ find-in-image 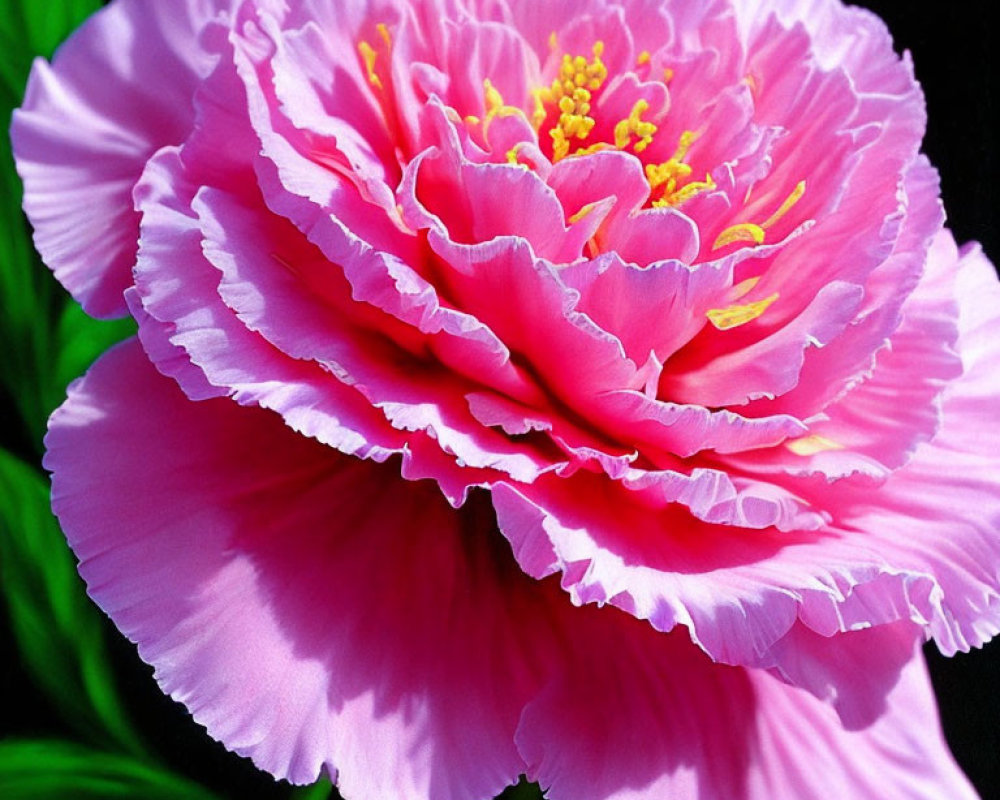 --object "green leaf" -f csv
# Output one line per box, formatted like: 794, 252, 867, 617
0, 449, 143, 756
0, 0, 102, 99
0, 739, 220, 800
